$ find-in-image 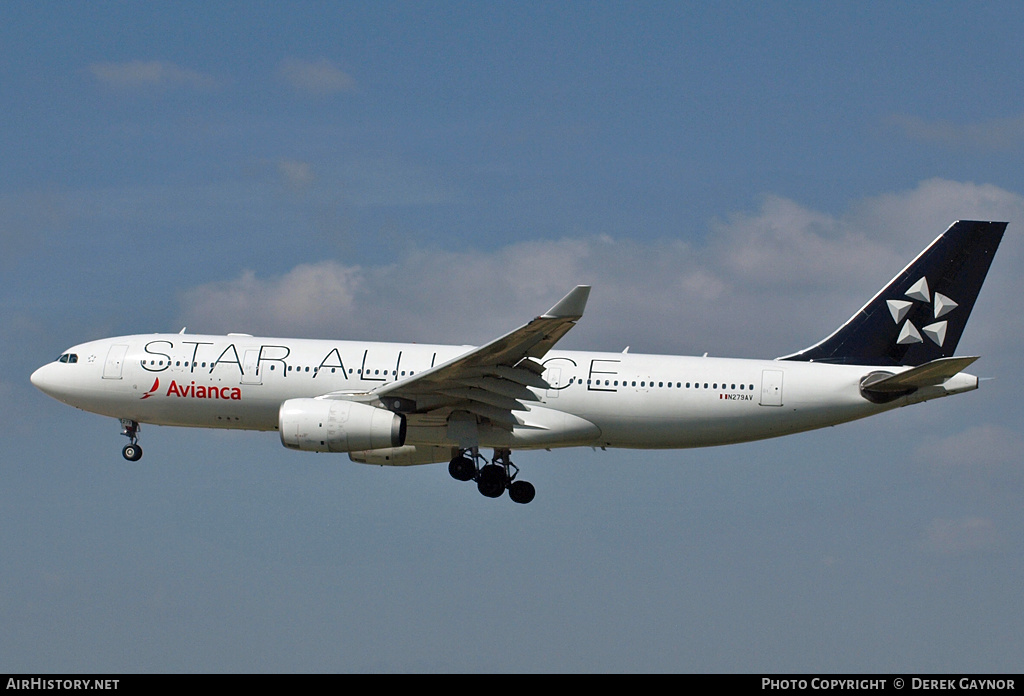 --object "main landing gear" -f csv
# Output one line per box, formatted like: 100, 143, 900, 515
449, 447, 536, 504
120, 419, 143, 461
